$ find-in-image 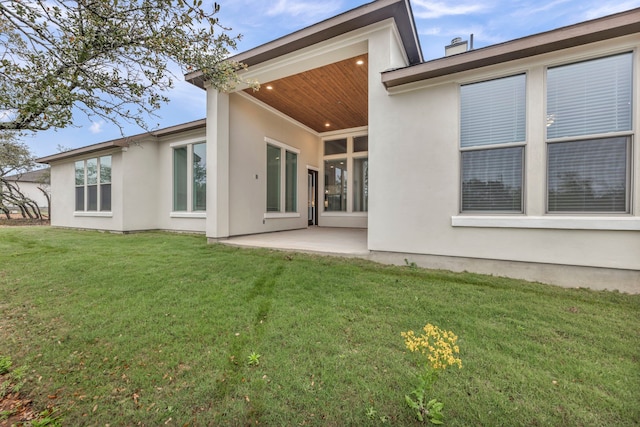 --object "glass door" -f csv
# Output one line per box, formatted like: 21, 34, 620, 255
308, 170, 318, 226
